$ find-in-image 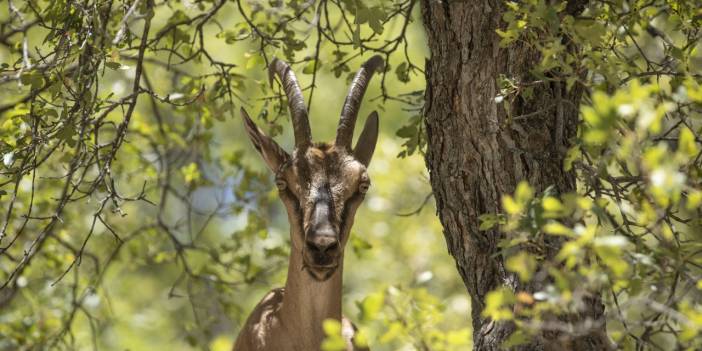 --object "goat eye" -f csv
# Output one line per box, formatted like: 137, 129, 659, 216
358, 181, 370, 194
275, 178, 287, 190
